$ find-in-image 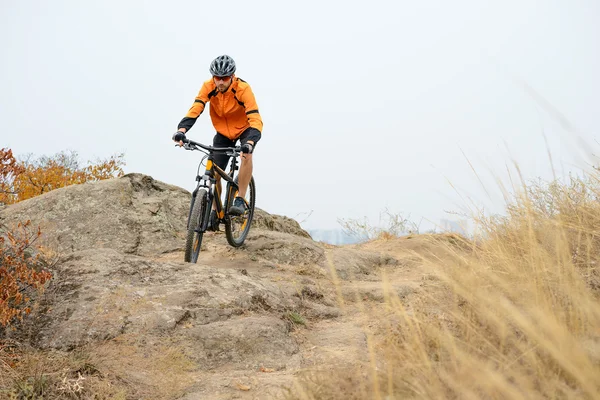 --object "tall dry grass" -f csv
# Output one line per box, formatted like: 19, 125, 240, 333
289, 172, 600, 399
